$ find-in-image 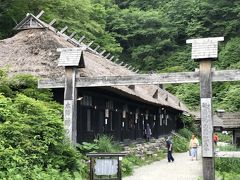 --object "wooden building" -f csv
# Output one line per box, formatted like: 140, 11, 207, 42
194, 111, 240, 146
214, 112, 240, 146
0, 12, 189, 143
